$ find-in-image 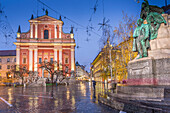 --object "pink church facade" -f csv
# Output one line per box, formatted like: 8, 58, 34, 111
14, 15, 76, 77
